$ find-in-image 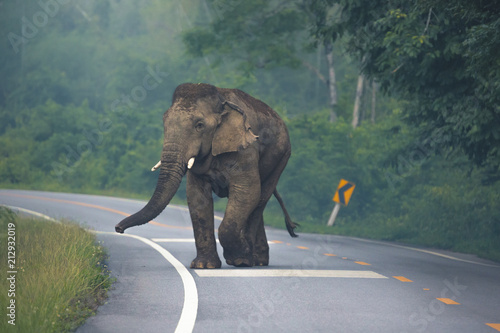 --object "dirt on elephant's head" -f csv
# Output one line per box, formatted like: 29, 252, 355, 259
172, 83, 220, 109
